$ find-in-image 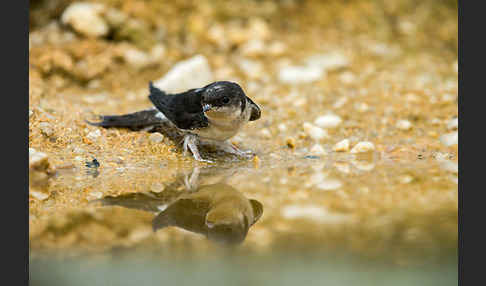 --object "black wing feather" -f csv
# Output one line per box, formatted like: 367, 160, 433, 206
148, 82, 208, 130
